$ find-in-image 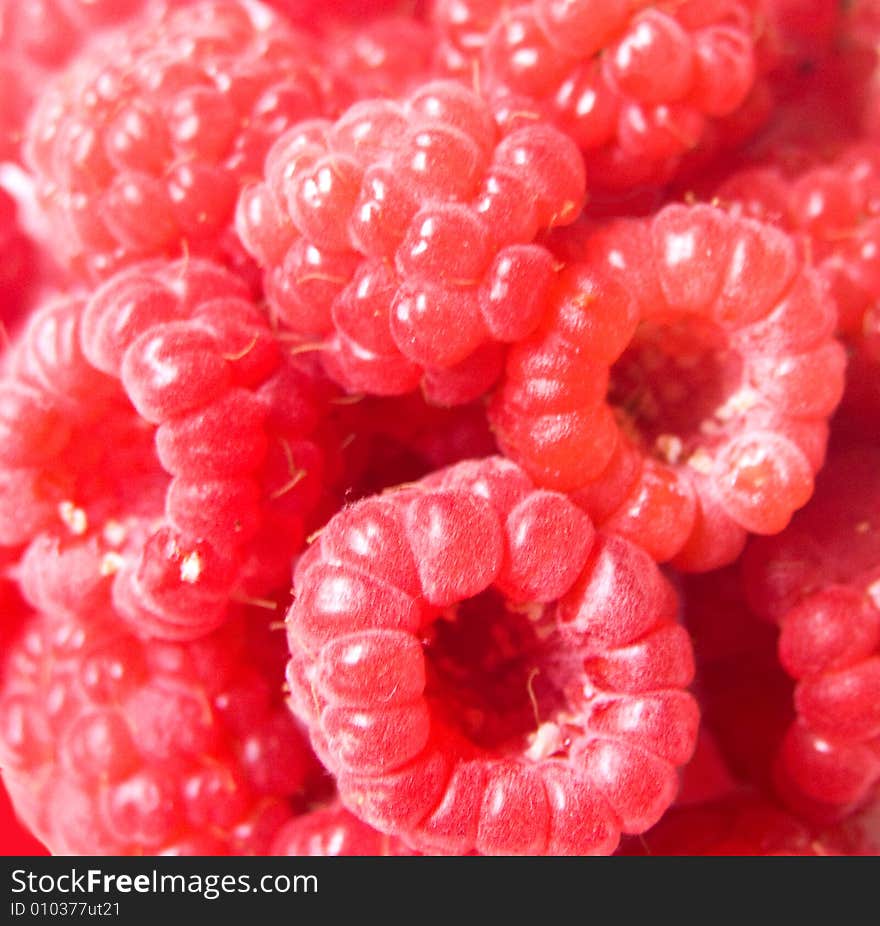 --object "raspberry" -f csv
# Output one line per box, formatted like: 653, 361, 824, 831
23, 0, 345, 282
628, 793, 876, 856
0, 601, 319, 855
272, 800, 416, 856
0, 258, 335, 639
429, 0, 760, 190
717, 142, 880, 416
489, 202, 843, 568
236, 79, 585, 403
742, 446, 880, 820
286, 456, 698, 855
0, 1, 420, 164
